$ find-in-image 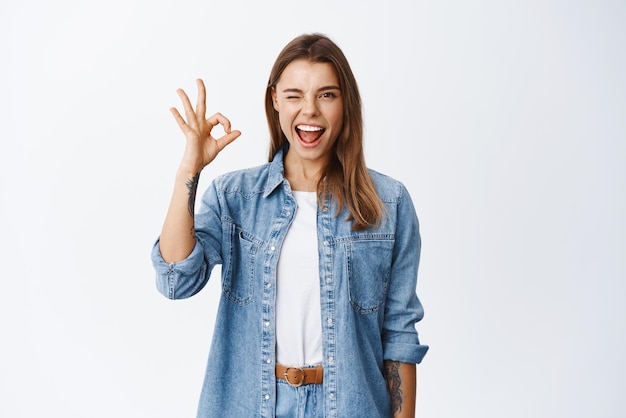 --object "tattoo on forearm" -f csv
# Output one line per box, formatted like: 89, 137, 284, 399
384, 360, 403, 414
186, 172, 200, 218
